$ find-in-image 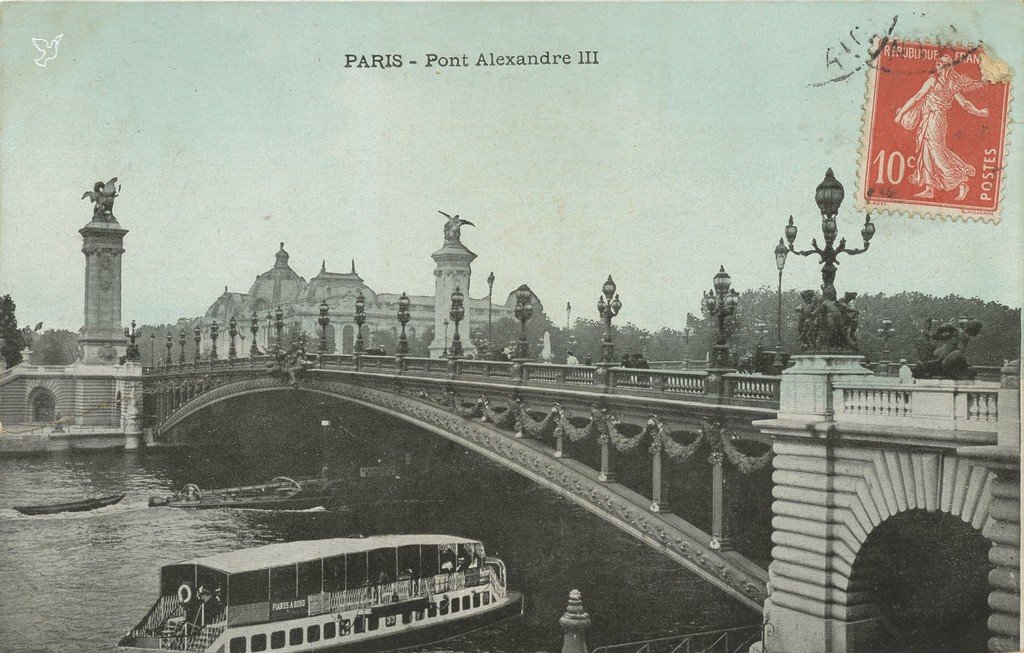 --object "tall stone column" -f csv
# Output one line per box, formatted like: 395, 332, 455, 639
428, 235, 477, 358
79, 216, 128, 364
